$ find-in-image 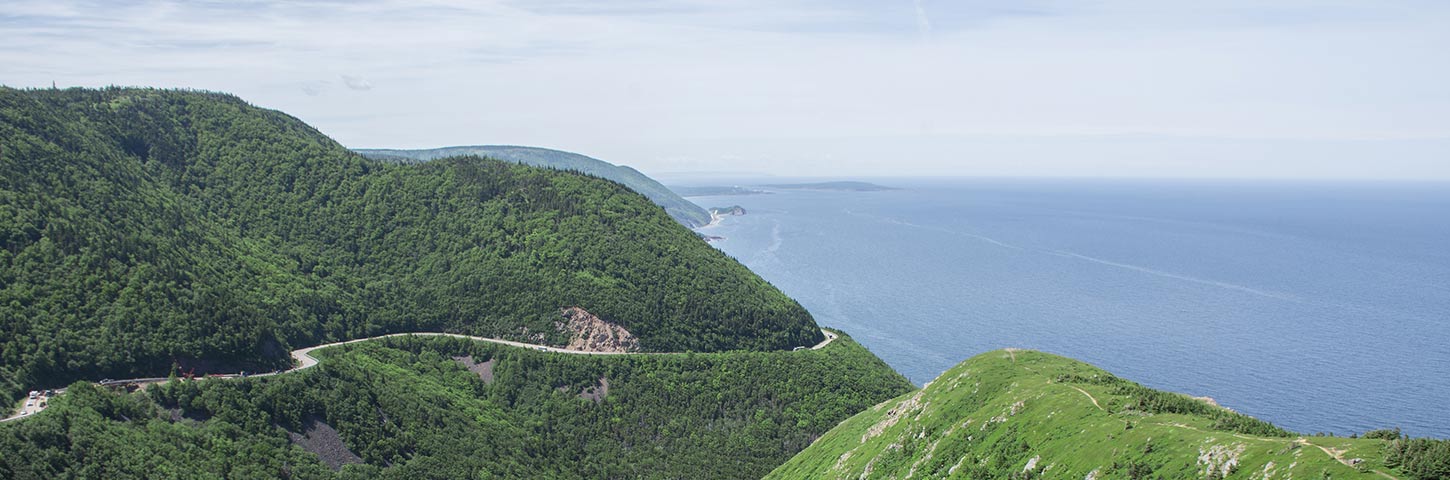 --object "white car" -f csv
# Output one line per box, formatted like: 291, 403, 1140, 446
25, 401, 34, 407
